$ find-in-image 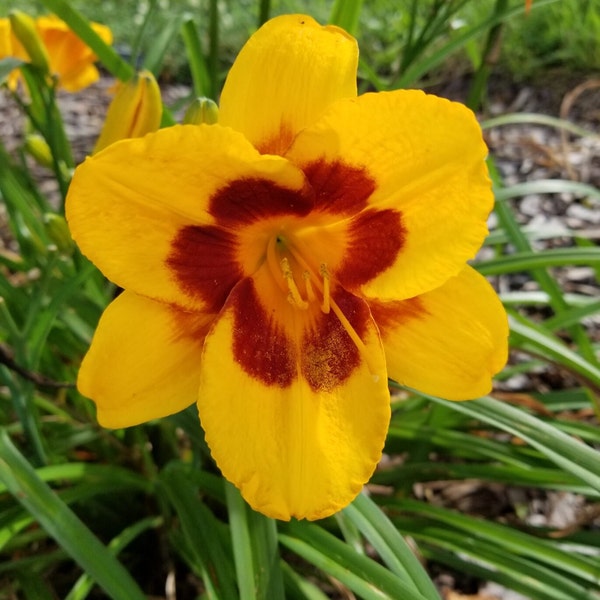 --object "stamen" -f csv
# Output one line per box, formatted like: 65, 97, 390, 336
281, 257, 309, 309
320, 263, 330, 314
303, 271, 316, 302
329, 298, 381, 378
